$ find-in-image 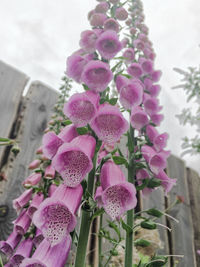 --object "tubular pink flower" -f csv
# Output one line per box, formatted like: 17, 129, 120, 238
143, 77, 153, 90
144, 97, 161, 116
130, 106, 148, 130
130, 27, 137, 35
13, 188, 33, 211
133, 39, 145, 50
148, 84, 161, 97
103, 18, 120, 33
48, 184, 57, 197
96, 30, 122, 60
22, 173, 42, 187
99, 161, 137, 220
21, 235, 71, 267
90, 104, 129, 144
154, 133, 169, 152
81, 60, 113, 92
115, 75, 129, 93
63, 91, 99, 127
14, 210, 31, 236
44, 164, 56, 179
0, 231, 22, 258
138, 33, 147, 42
141, 145, 156, 162
156, 170, 176, 194
123, 48, 135, 63
36, 146, 43, 154
66, 54, 88, 83
52, 135, 96, 187
140, 58, 154, 74
90, 13, 107, 27
58, 124, 78, 143
119, 80, 143, 109
33, 229, 44, 248
79, 30, 98, 53
146, 125, 159, 143
42, 132, 63, 160
33, 184, 82, 245
9, 238, 33, 266
136, 169, 152, 196
27, 192, 44, 218
28, 159, 41, 170
127, 63, 143, 78
149, 153, 167, 175
115, 7, 128, 21
151, 70, 162, 82
95, 2, 109, 13
151, 113, 164, 126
